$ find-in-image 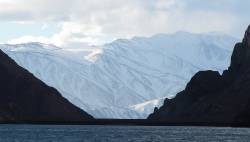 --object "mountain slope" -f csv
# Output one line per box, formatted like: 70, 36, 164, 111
0, 32, 238, 118
0, 49, 93, 122
148, 26, 250, 125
